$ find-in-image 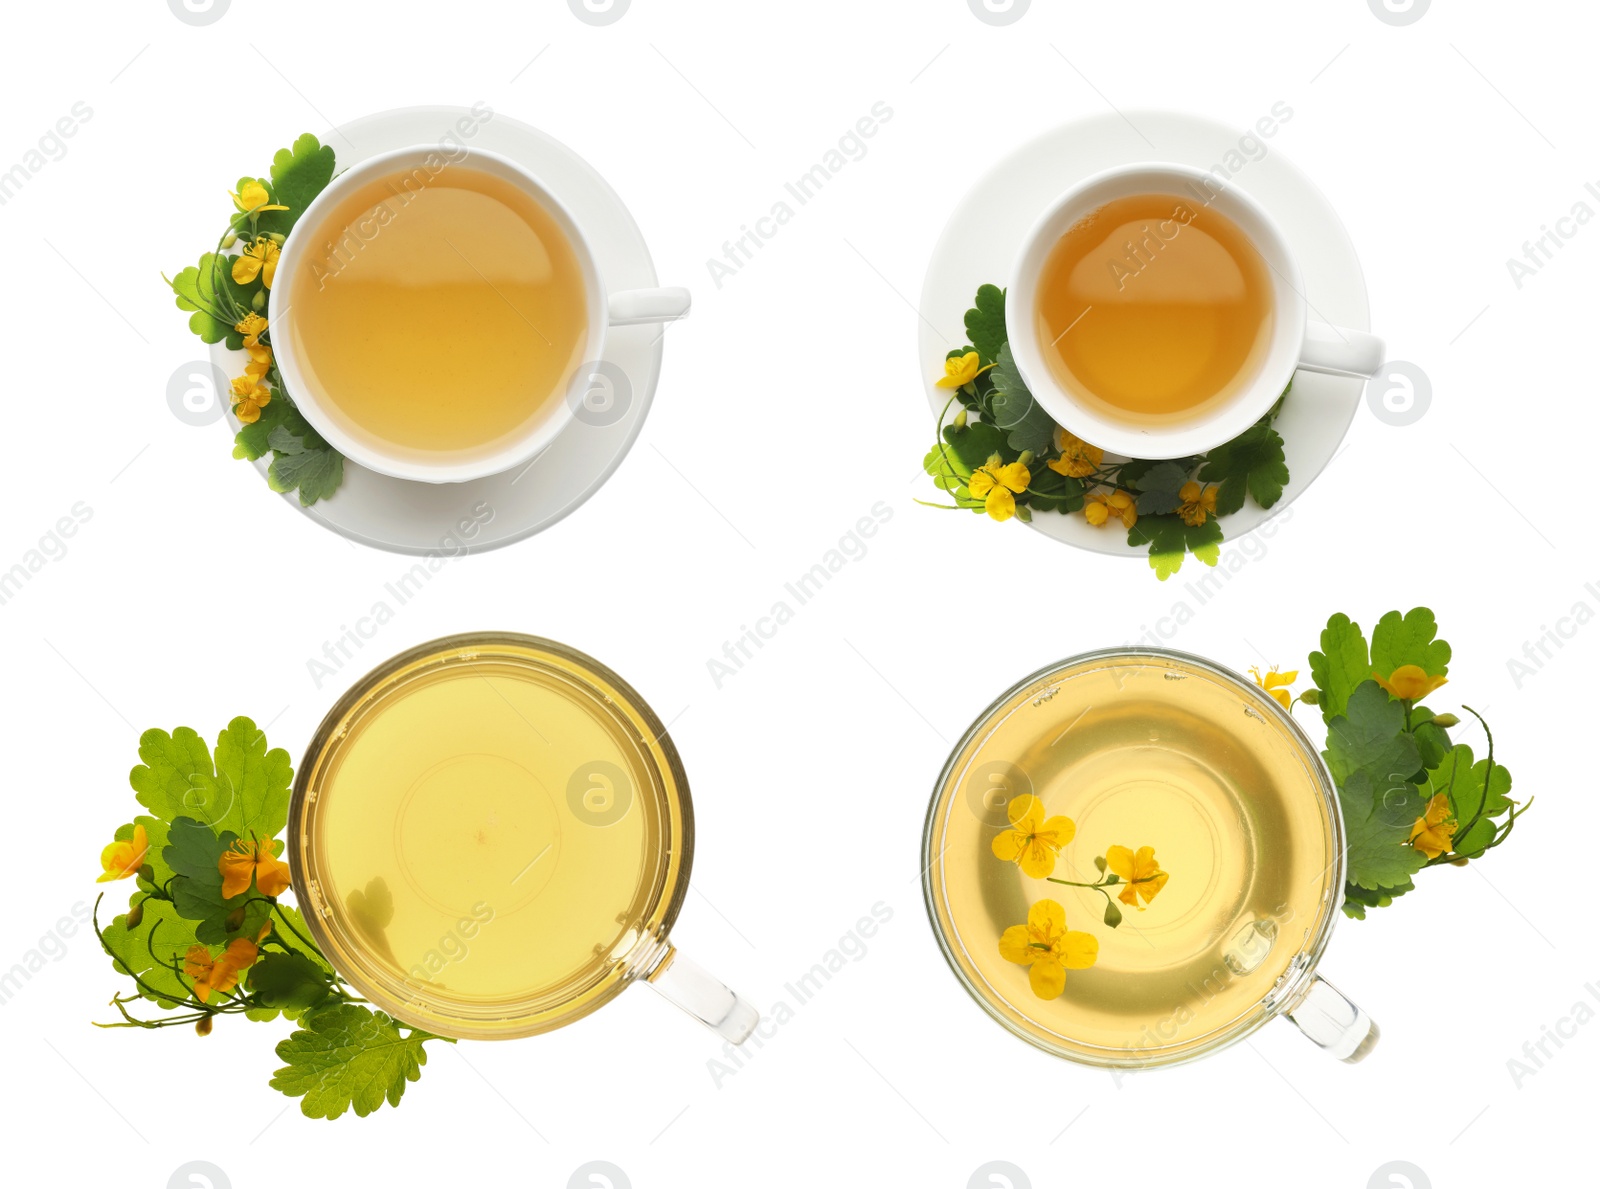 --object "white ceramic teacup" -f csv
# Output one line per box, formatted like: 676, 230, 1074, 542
270, 145, 690, 485
1006, 162, 1383, 460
